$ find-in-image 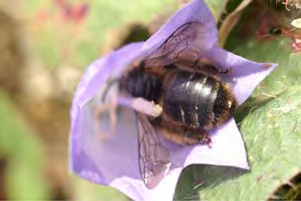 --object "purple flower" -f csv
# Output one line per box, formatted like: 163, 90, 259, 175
69, 0, 277, 200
